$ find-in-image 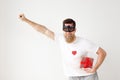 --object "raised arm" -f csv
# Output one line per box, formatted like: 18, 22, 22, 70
19, 14, 55, 40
